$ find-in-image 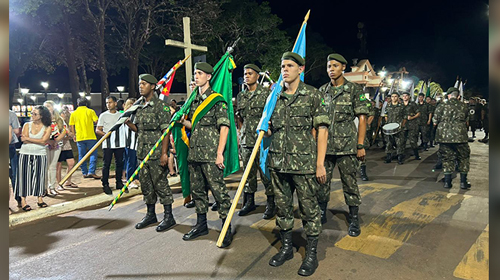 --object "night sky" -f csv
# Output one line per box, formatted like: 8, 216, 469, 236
18, 0, 489, 98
